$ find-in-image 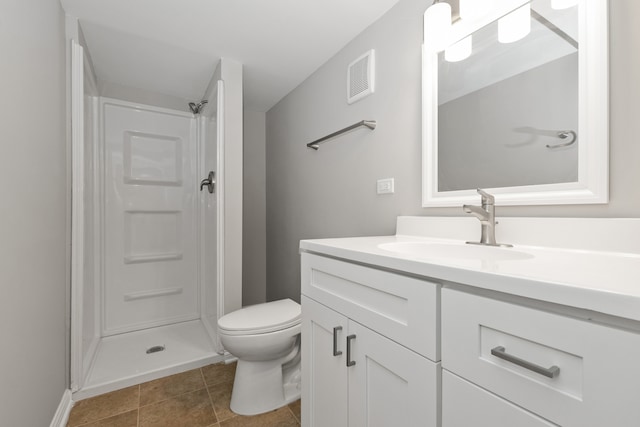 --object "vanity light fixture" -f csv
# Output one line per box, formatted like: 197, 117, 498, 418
446, 0, 477, 62
424, 0, 472, 62
551, 0, 578, 9
445, 36, 473, 62
498, 3, 531, 43
424, 0, 452, 52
